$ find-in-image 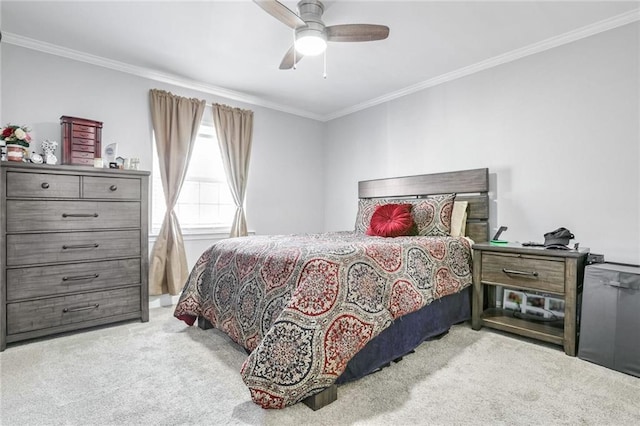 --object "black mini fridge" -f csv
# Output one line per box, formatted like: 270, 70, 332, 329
578, 263, 640, 377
